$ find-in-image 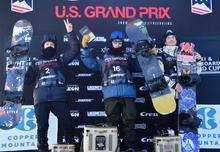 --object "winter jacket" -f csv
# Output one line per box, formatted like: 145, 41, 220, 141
24, 32, 79, 105
80, 48, 140, 100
